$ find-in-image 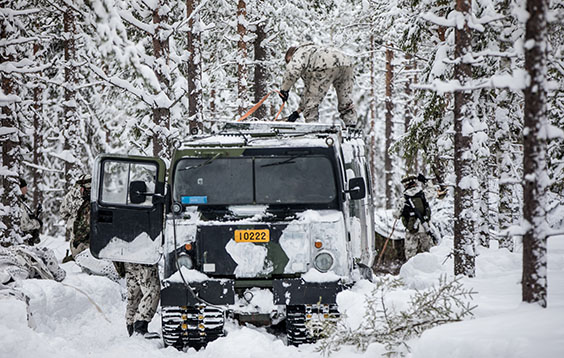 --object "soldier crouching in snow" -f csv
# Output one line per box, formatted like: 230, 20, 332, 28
395, 174, 437, 261
124, 262, 160, 338
278, 44, 357, 127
